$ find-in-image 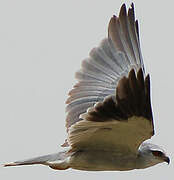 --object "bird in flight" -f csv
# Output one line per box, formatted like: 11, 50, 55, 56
4, 3, 170, 171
